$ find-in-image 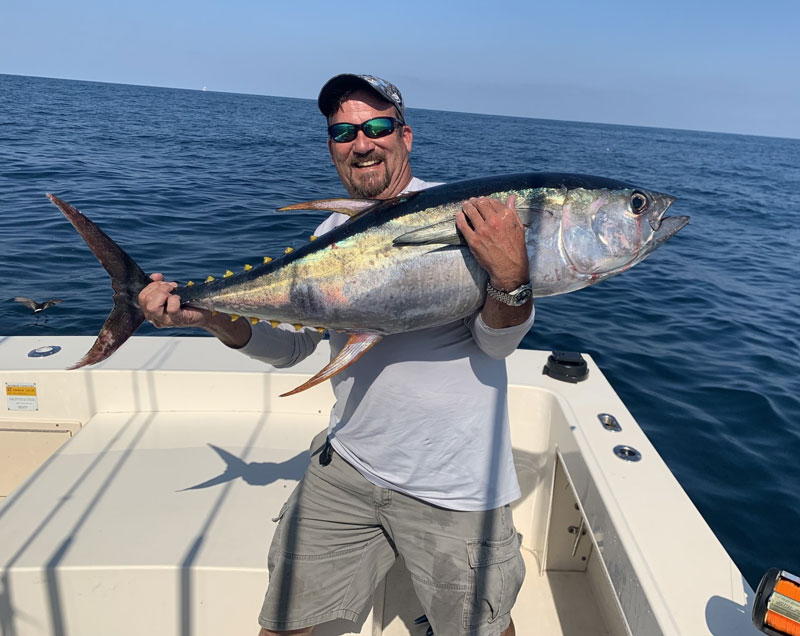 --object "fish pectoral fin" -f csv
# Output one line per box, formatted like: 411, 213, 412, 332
393, 220, 466, 246
392, 205, 542, 247
277, 198, 379, 216
280, 332, 382, 397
